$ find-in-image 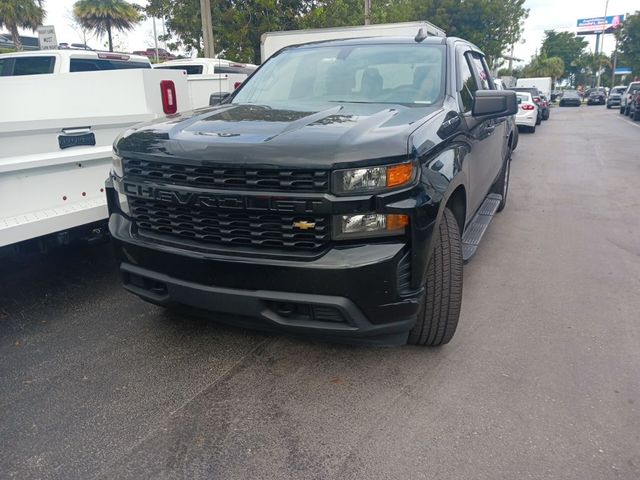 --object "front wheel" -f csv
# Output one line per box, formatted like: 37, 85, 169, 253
407, 208, 463, 347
